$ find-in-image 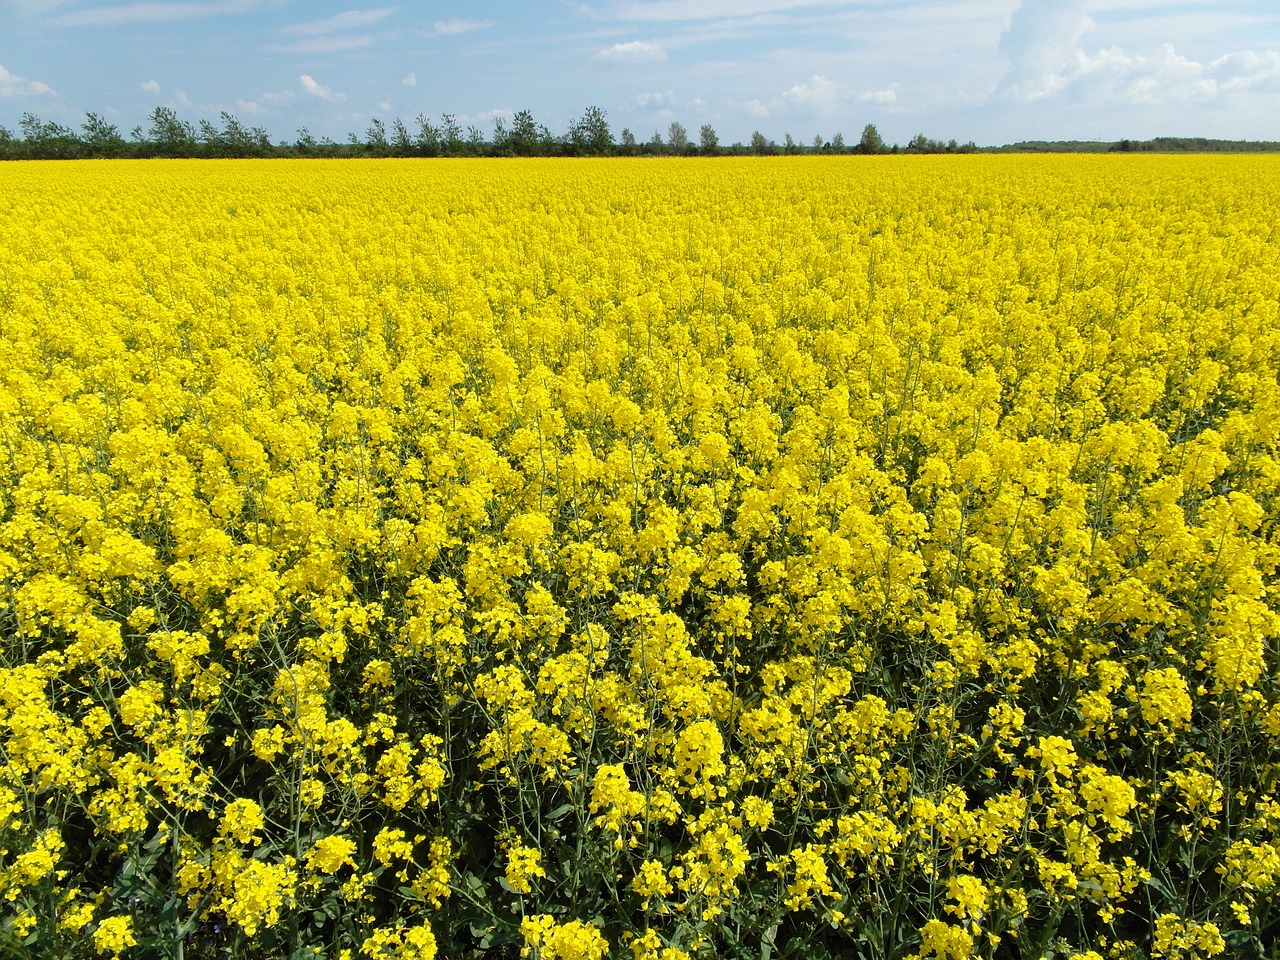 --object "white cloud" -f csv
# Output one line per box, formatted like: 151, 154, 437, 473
432, 18, 492, 35
998, 0, 1092, 98
469, 107, 514, 125
782, 74, 838, 110
269, 6, 396, 52
1210, 49, 1280, 93
735, 75, 893, 124
1067, 43, 1279, 104
612, 0, 843, 22
378, 101, 391, 111
856, 87, 896, 105
229, 89, 294, 116
402, 71, 416, 87
991, 0, 1280, 111
281, 7, 398, 37
139, 79, 160, 94
48, 0, 268, 28
300, 74, 346, 102
268, 35, 378, 53
633, 89, 674, 108
0, 64, 54, 97
1001, 38, 1280, 106
594, 39, 667, 63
